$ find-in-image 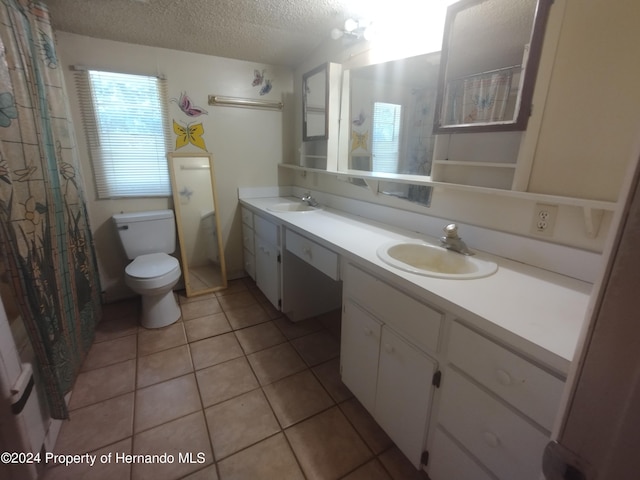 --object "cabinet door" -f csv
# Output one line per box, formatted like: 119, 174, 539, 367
255, 236, 280, 309
340, 301, 382, 414
375, 327, 436, 468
